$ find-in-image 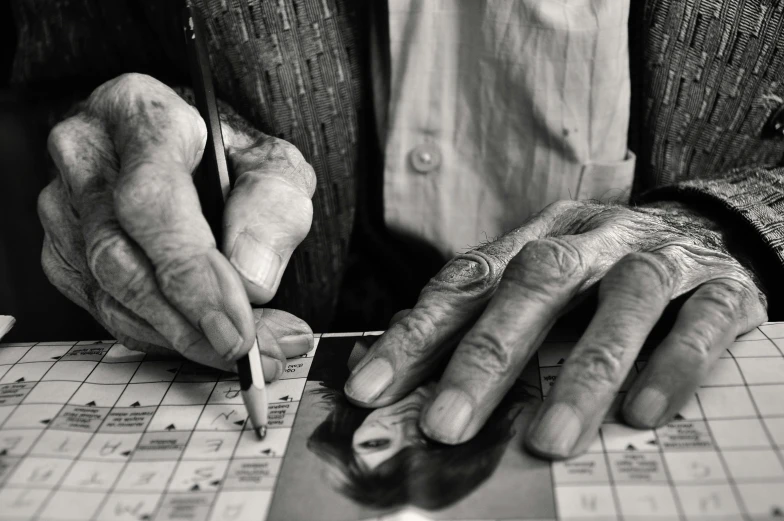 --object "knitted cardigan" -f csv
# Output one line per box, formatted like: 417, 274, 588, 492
11, 0, 784, 327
